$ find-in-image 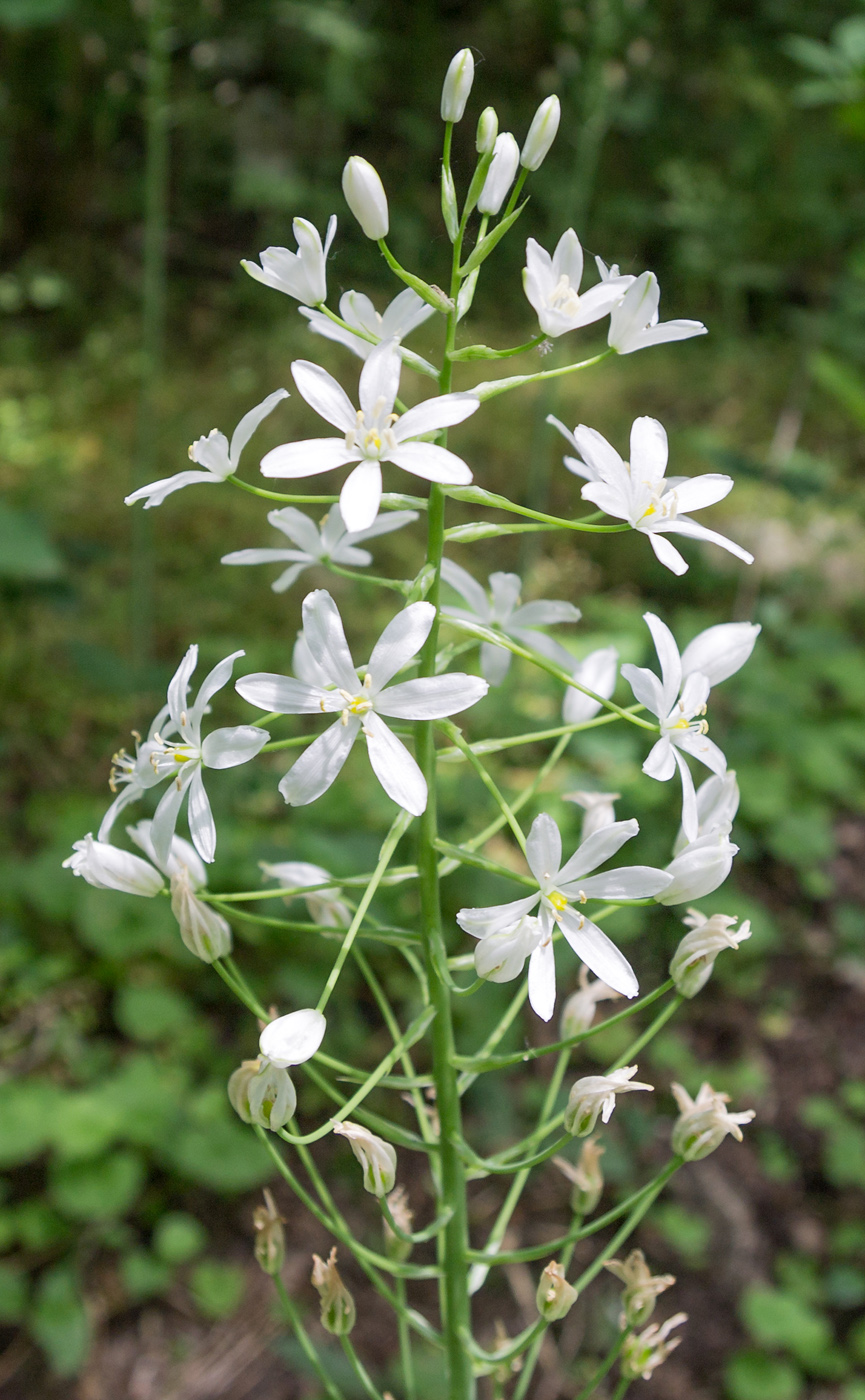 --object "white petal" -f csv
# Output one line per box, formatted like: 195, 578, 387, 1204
261, 438, 360, 479
509, 599, 580, 628
301, 306, 368, 357
487, 572, 522, 620
359, 338, 401, 421
150, 768, 194, 868
221, 548, 308, 567
387, 442, 472, 484
302, 589, 358, 692
363, 713, 427, 815
661, 517, 754, 565
368, 601, 434, 687
526, 813, 562, 886
643, 735, 676, 781
557, 909, 638, 998
394, 392, 479, 442
674, 729, 728, 777
556, 818, 640, 884
125, 470, 221, 508
669, 472, 733, 514
680, 623, 760, 687
527, 941, 557, 1022
378, 673, 488, 721
648, 532, 689, 575
570, 425, 627, 484
268, 506, 325, 552
575, 865, 673, 899
481, 641, 511, 685
553, 228, 584, 288
275, 564, 312, 592
260, 1007, 326, 1068
192, 649, 245, 726
291, 360, 357, 432
348, 509, 419, 544
229, 388, 290, 466
621, 319, 707, 353
456, 893, 540, 940
563, 647, 619, 725
340, 460, 382, 532
674, 747, 699, 844
608, 272, 660, 350
546, 414, 579, 454
187, 767, 216, 863
201, 724, 269, 769
279, 718, 359, 805
620, 662, 665, 718
629, 416, 668, 483
167, 645, 198, 731
441, 558, 489, 619
235, 673, 326, 714
644, 612, 682, 714
381, 287, 436, 337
